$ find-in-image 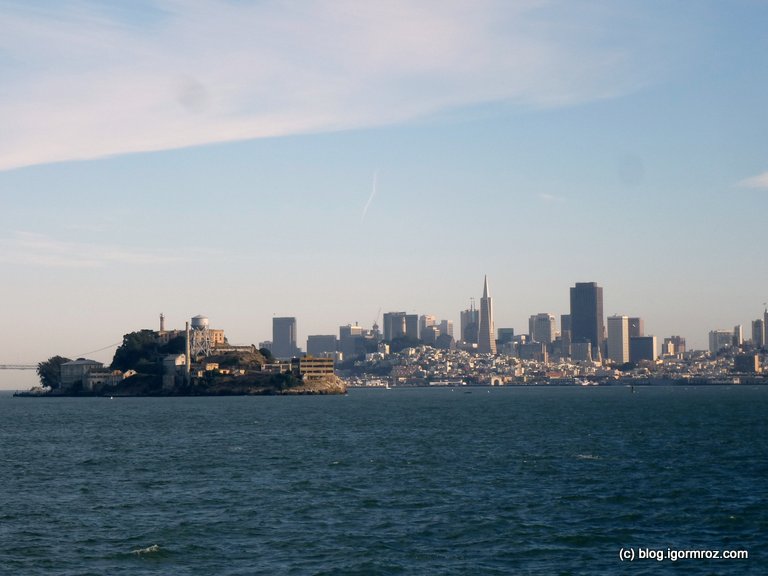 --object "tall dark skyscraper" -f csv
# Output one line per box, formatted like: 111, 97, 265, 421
477, 276, 496, 354
382, 312, 406, 341
569, 282, 604, 360
460, 301, 479, 344
272, 316, 298, 359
